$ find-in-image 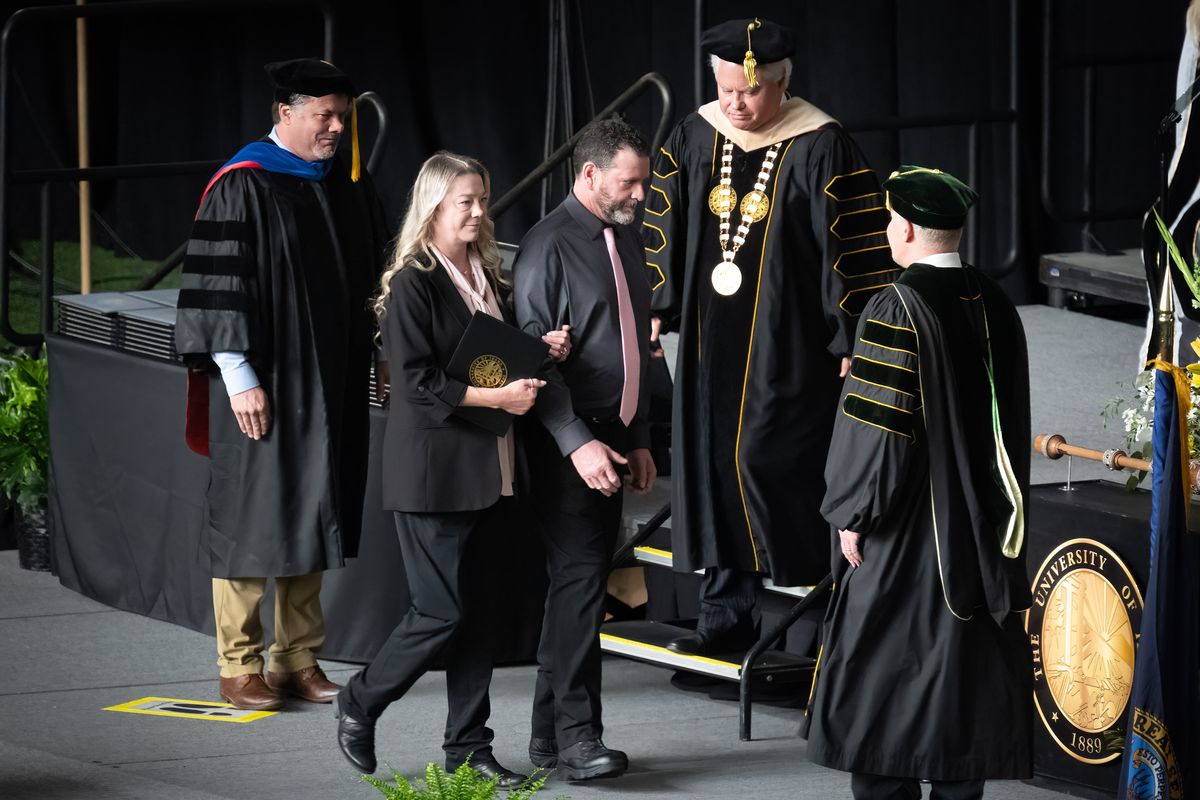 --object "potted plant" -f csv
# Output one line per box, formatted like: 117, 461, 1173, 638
0, 351, 51, 570
362, 762, 556, 800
